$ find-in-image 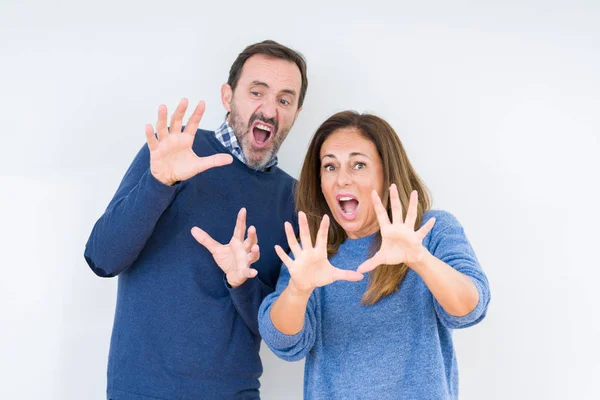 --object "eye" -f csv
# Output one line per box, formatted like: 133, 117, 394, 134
250, 91, 262, 97
353, 162, 366, 170
323, 164, 335, 172
279, 98, 290, 106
